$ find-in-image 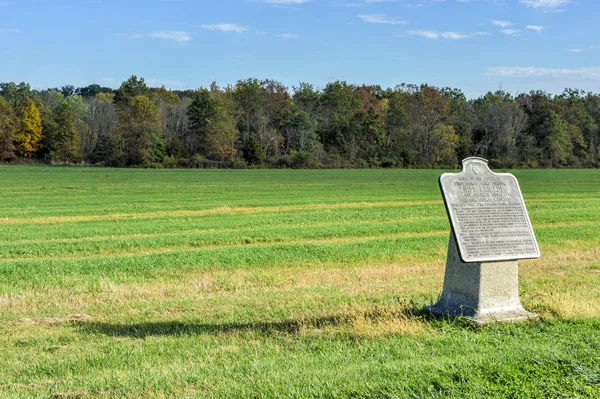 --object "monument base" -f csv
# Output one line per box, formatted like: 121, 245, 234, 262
424, 231, 538, 324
